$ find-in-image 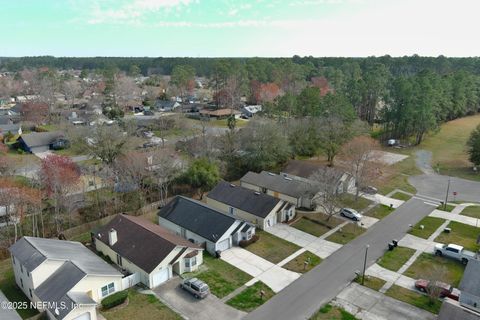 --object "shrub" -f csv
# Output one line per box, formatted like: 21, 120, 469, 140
239, 234, 259, 248
101, 290, 128, 310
